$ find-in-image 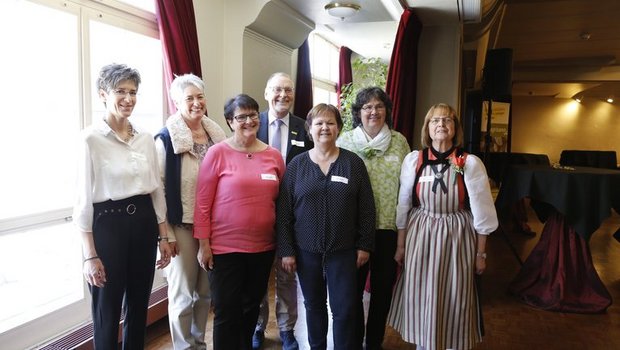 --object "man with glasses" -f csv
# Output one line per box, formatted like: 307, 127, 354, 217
253, 72, 313, 350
